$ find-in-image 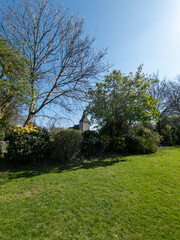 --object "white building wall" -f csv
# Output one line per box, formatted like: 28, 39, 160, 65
79, 122, 90, 131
